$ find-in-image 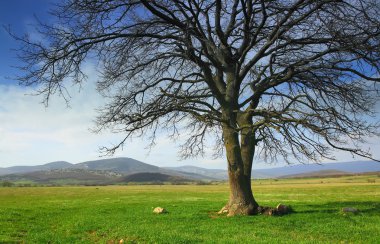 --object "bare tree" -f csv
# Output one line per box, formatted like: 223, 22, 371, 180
13, 0, 380, 215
